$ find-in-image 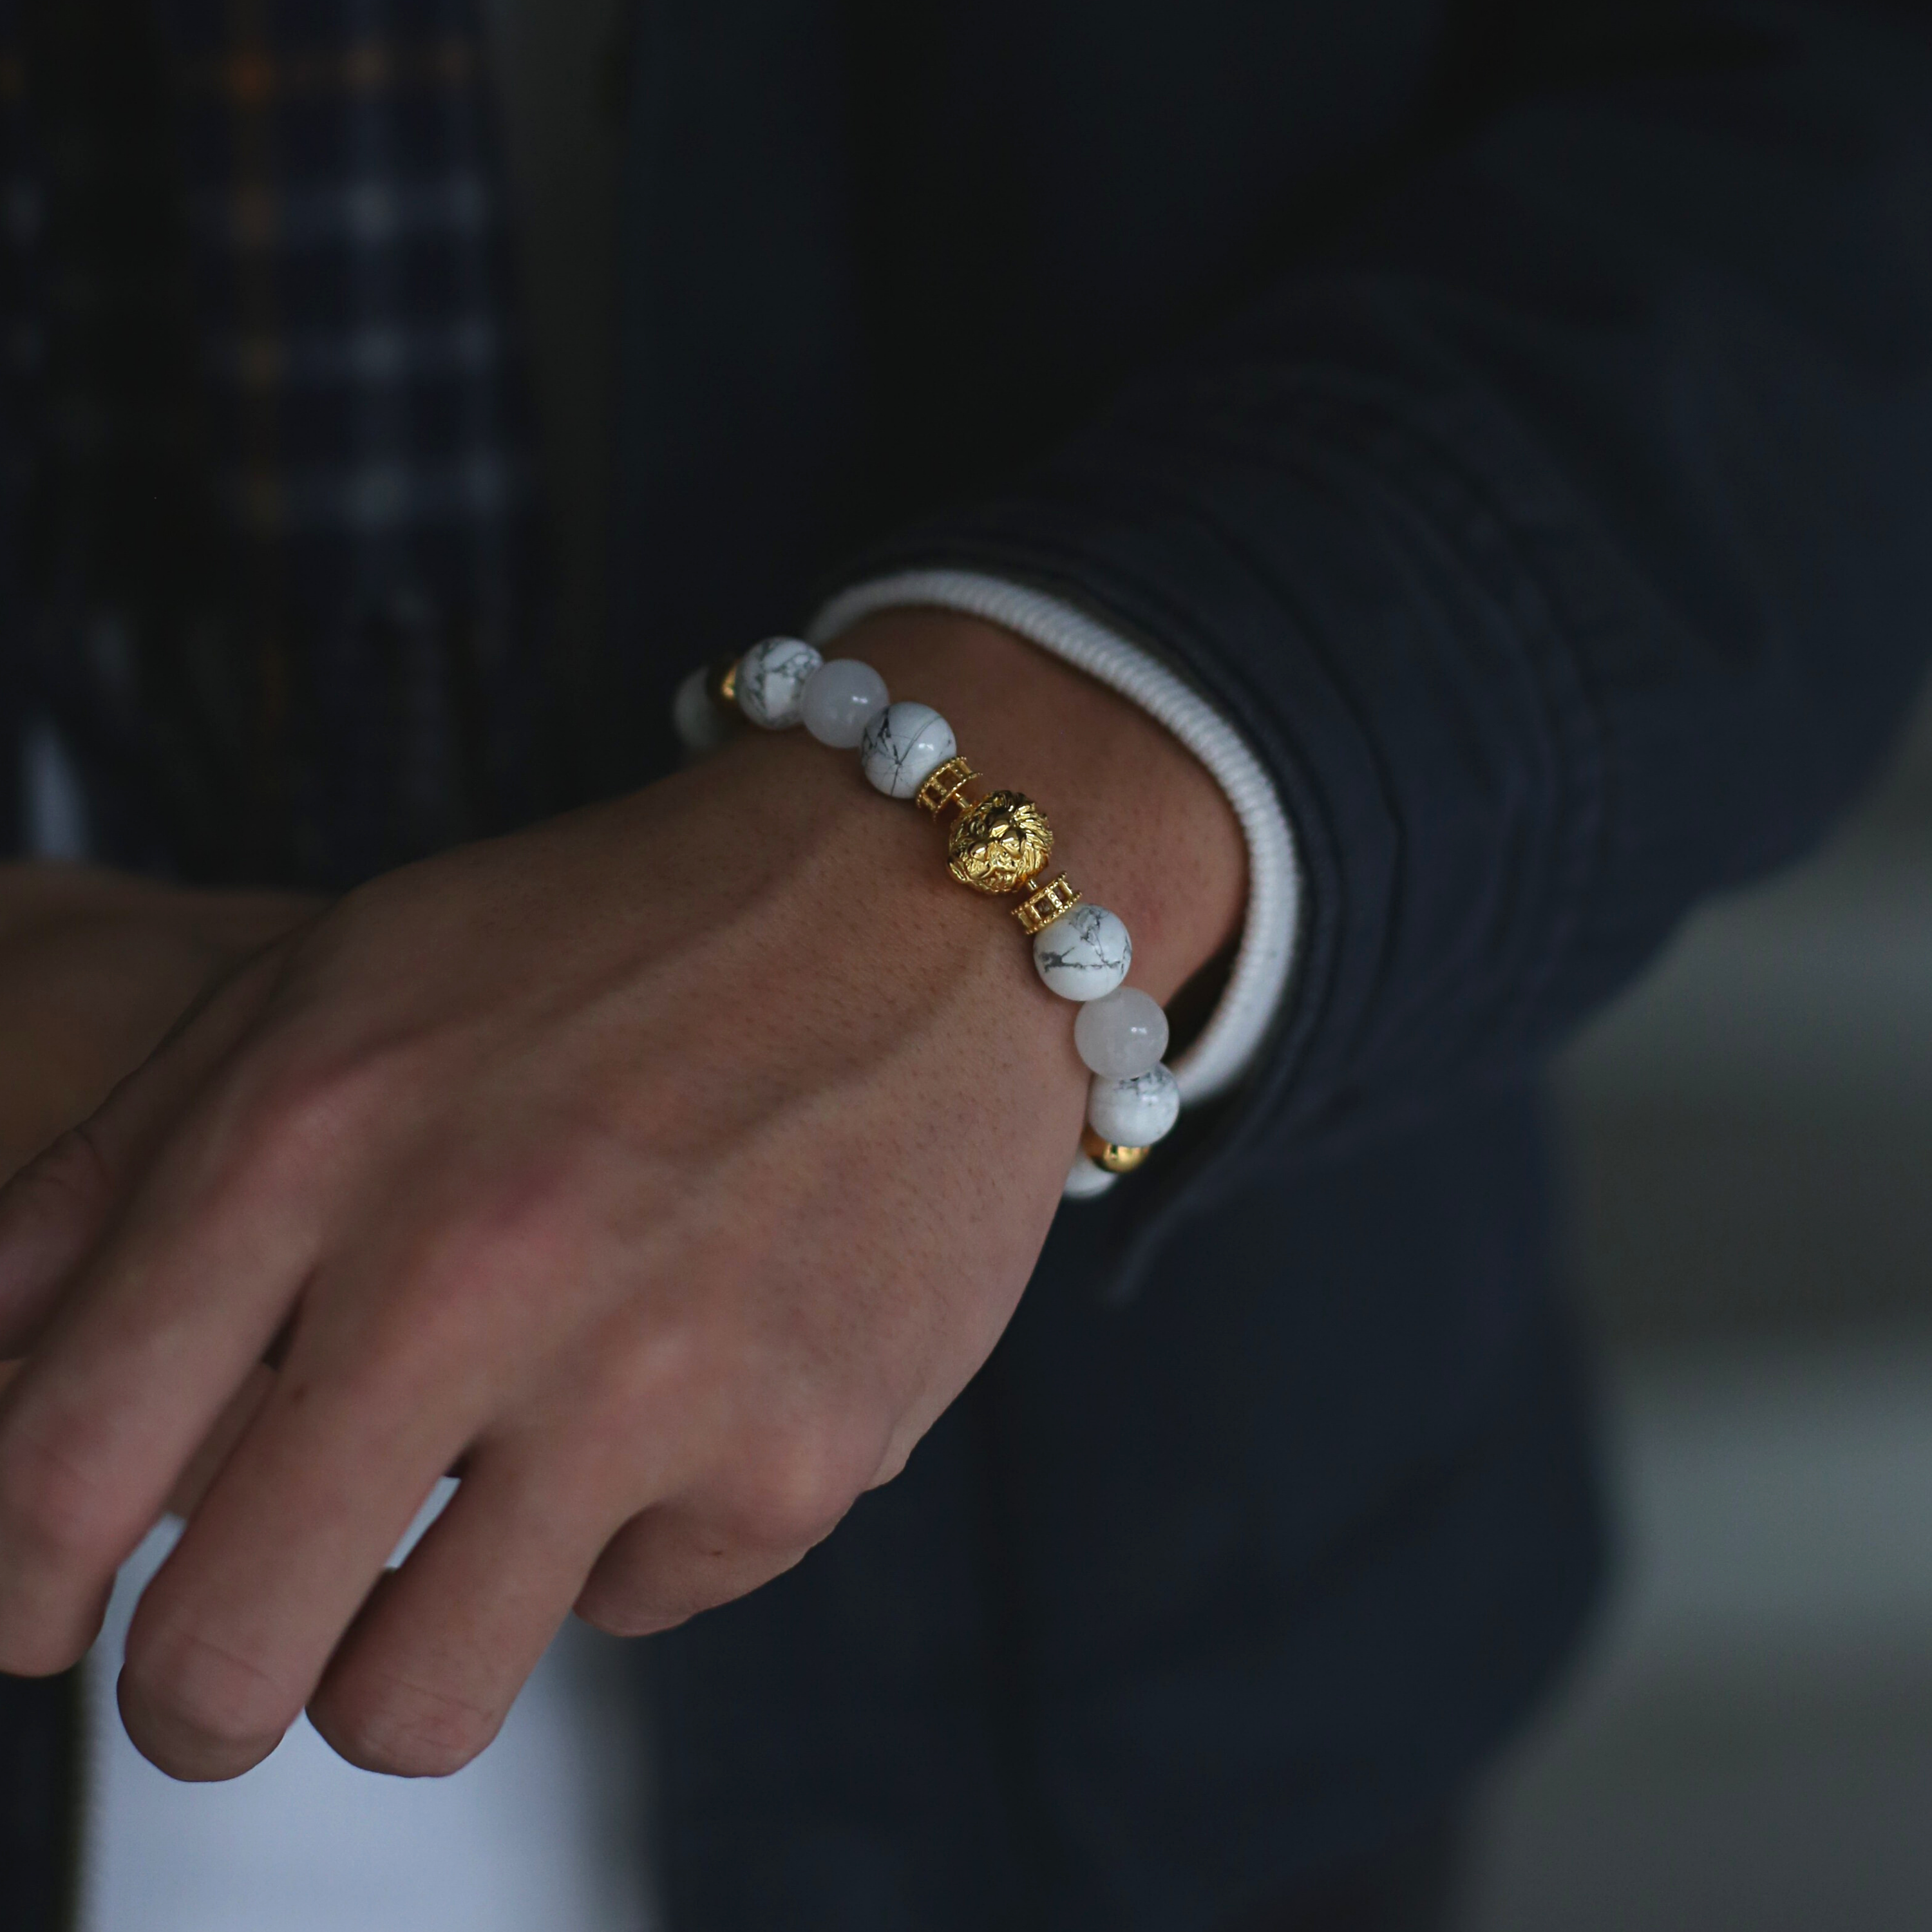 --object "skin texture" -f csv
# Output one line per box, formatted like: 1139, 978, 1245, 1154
0, 612, 1245, 1782
0, 874, 322, 1515
0, 867, 319, 1184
